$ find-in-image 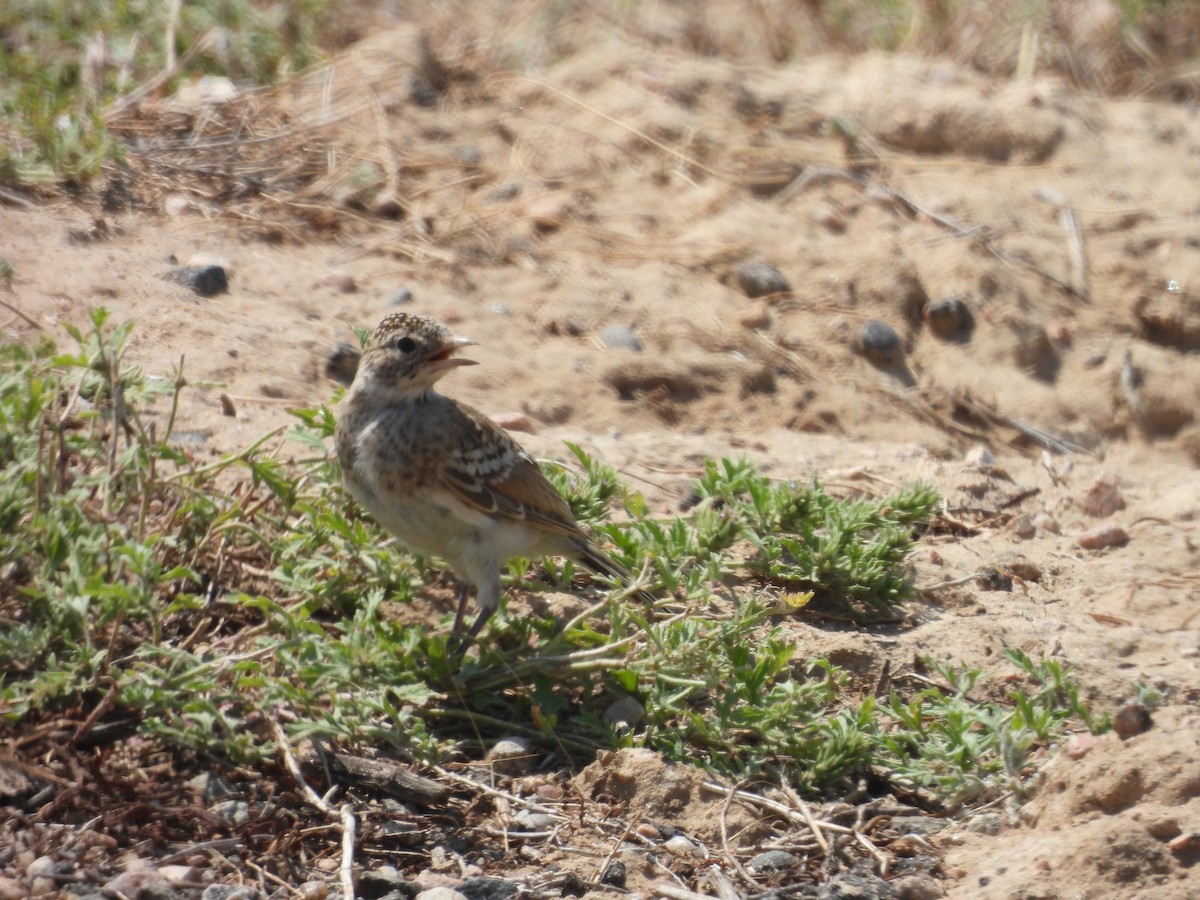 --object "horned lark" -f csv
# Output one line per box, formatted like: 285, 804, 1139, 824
335, 312, 642, 650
